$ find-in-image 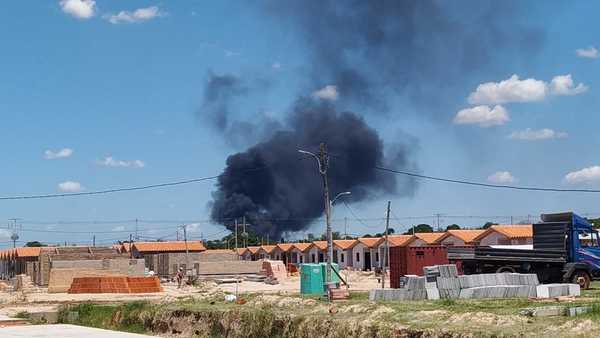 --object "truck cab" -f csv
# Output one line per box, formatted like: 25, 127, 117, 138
551, 212, 600, 288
